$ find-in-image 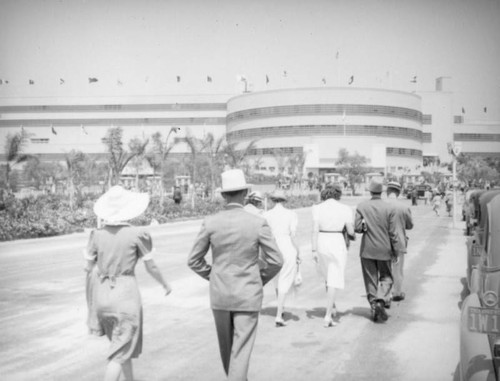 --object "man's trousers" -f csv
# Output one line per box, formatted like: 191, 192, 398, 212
360, 257, 393, 306
212, 309, 259, 381
392, 253, 405, 296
